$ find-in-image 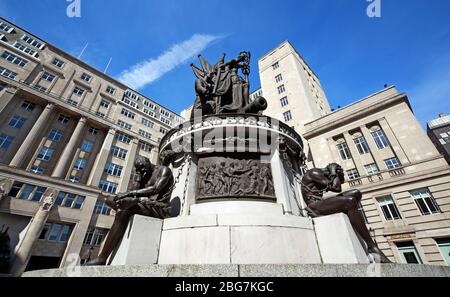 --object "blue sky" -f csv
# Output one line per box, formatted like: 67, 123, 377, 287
1, 0, 449, 126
